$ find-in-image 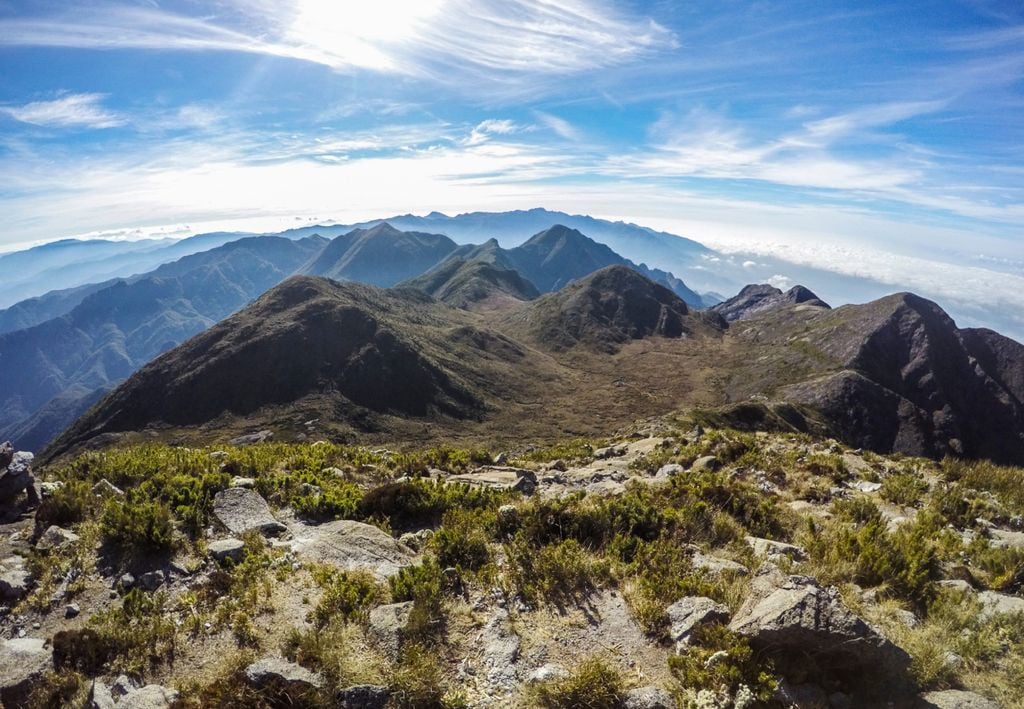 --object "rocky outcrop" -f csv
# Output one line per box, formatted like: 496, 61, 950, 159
118, 684, 180, 709
0, 443, 37, 505
729, 566, 910, 687
245, 657, 324, 694
208, 538, 245, 563
666, 596, 730, 650
712, 283, 829, 322
367, 601, 413, 660
0, 555, 33, 601
212, 488, 286, 536
917, 690, 1001, 709
0, 637, 51, 706
289, 520, 416, 580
